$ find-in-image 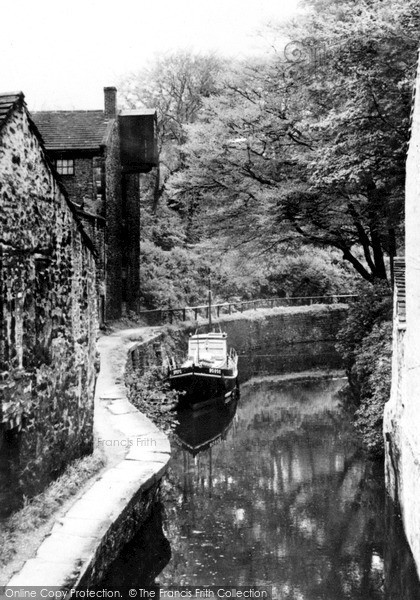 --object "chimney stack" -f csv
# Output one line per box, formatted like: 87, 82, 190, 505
104, 86, 117, 119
